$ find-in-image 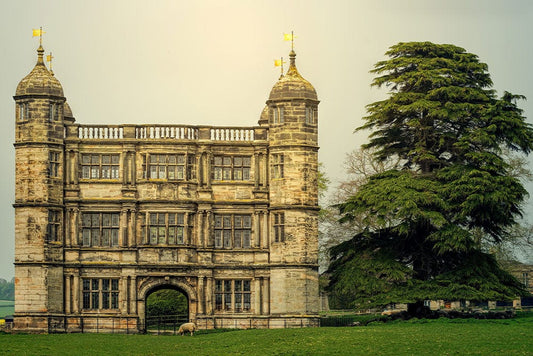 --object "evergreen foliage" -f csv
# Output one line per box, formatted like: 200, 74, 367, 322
146, 289, 188, 317
327, 42, 533, 309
